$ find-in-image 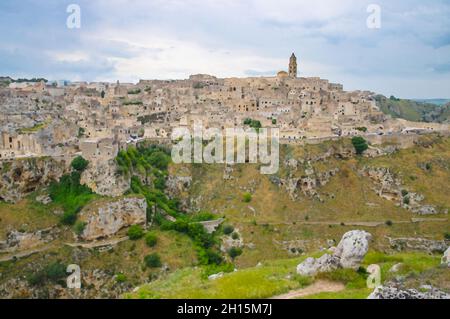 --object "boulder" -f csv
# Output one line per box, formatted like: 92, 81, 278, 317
334, 230, 372, 270
296, 230, 372, 276
78, 196, 147, 241
368, 285, 450, 299
442, 247, 450, 267
296, 254, 340, 276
